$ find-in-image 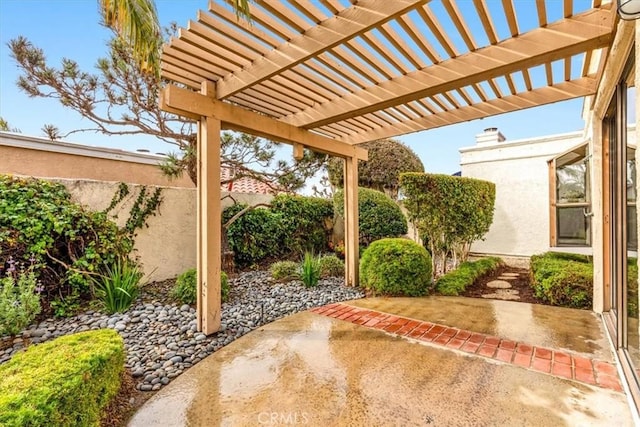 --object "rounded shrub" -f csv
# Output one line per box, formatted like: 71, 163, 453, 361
359, 238, 433, 296
334, 187, 408, 246
318, 254, 345, 278
270, 261, 300, 282
0, 329, 124, 426
172, 268, 229, 305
